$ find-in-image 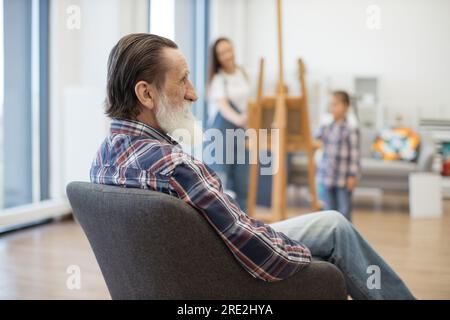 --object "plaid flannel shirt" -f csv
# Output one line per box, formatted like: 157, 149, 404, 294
316, 120, 361, 188
90, 118, 311, 282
